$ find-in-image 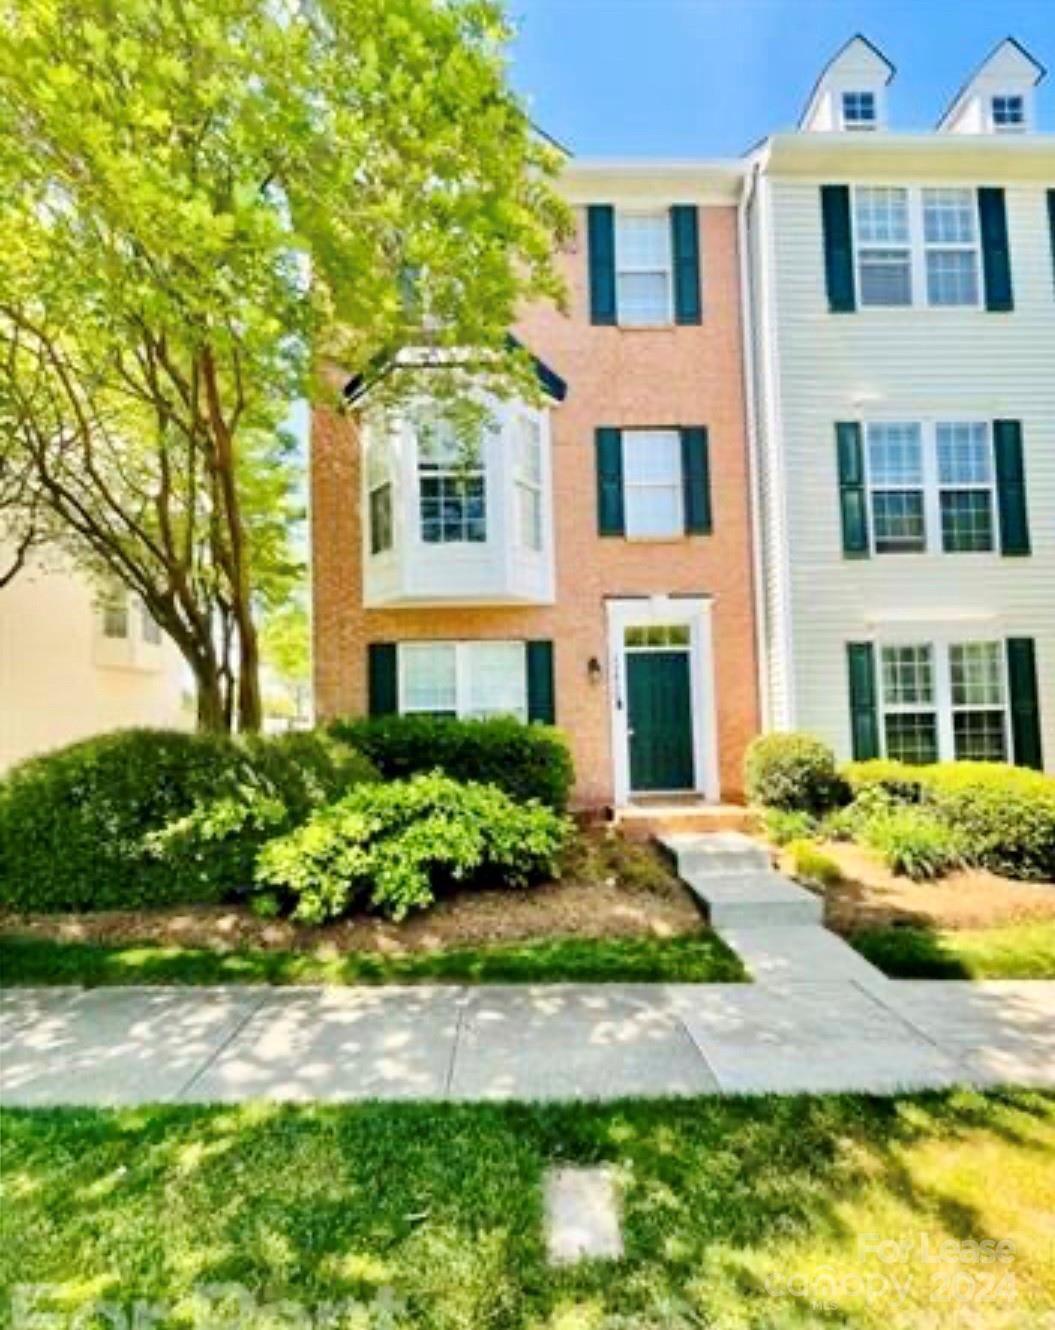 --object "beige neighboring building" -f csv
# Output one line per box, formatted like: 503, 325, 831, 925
0, 551, 188, 771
